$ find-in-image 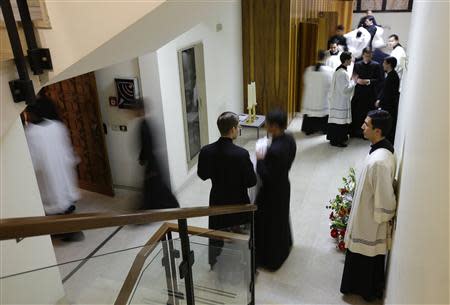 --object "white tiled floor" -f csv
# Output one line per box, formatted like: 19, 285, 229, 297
53, 116, 380, 305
